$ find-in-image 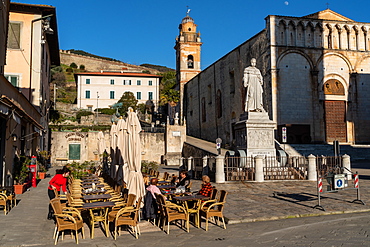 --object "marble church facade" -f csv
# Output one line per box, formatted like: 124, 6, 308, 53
184, 9, 370, 147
